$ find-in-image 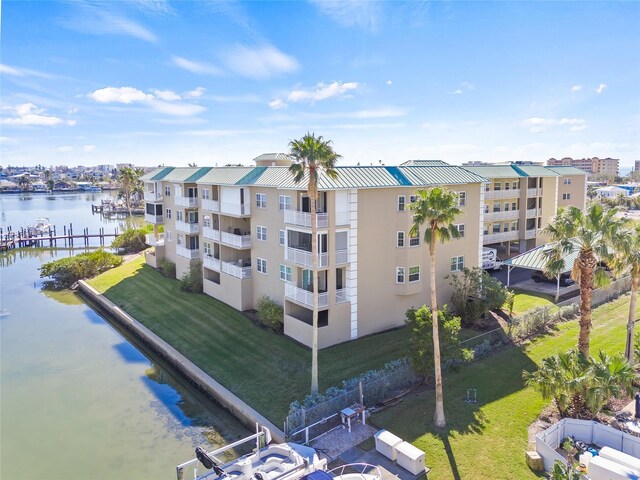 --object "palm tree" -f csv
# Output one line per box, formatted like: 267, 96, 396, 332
610, 222, 640, 365
118, 166, 144, 215
288, 133, 340, 394
18, 175, 32, 191
409, 187, 462, 428
543, 204, 624, 358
